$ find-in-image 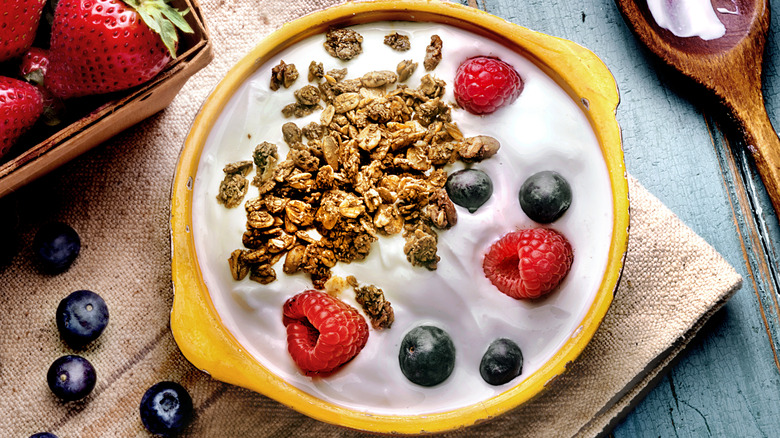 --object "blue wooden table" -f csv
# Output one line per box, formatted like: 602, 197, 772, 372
463, 0, 780, 435
2, 1, 773, 435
